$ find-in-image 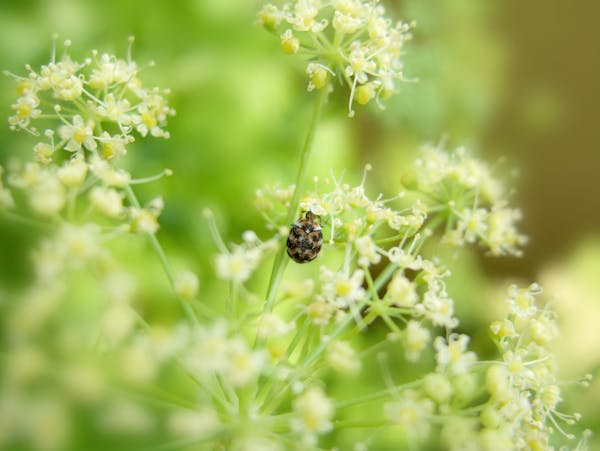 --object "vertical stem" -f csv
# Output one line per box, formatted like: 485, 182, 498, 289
263, 88, 328, 312
124, 184, 198, 325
